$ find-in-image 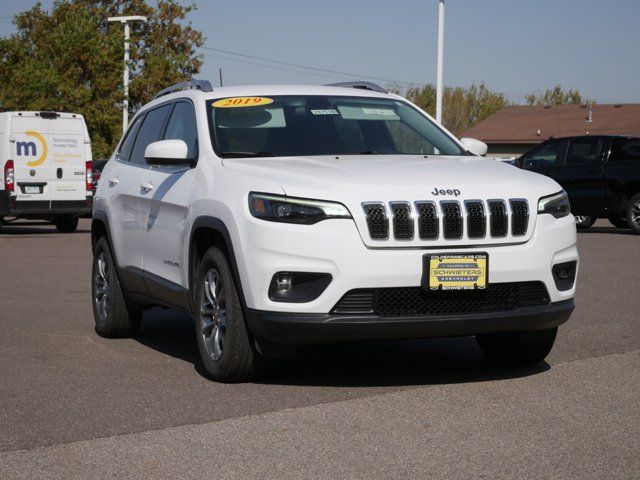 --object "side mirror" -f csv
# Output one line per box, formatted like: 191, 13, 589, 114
460, 137, 488, 157
145, 139, 195, 166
